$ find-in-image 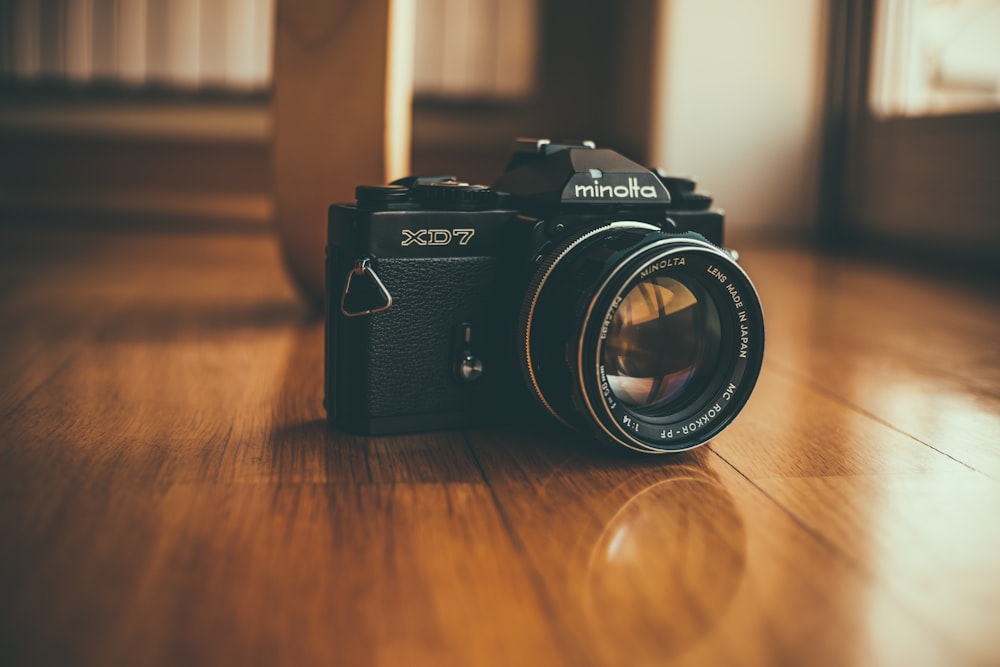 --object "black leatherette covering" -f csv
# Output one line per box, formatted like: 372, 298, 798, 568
343, 256, 498, 418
